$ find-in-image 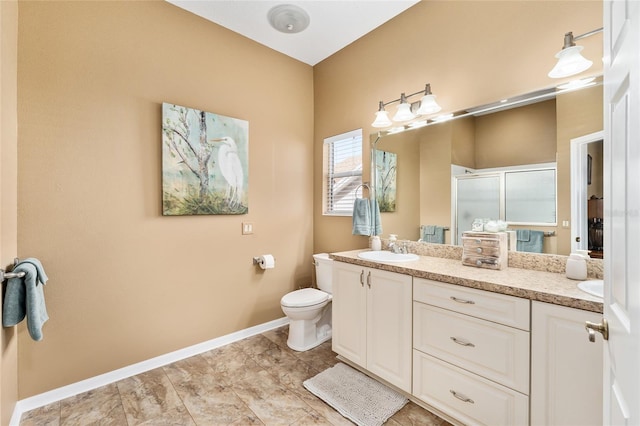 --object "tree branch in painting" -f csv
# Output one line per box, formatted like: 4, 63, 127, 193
162, 103, 248, 215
